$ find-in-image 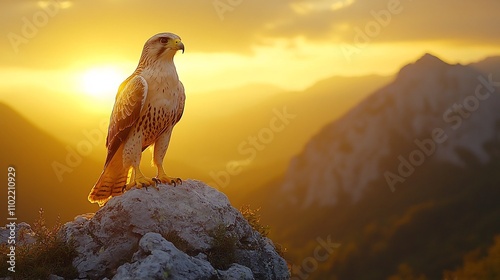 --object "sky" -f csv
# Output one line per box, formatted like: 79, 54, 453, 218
0, 0, 499, 108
